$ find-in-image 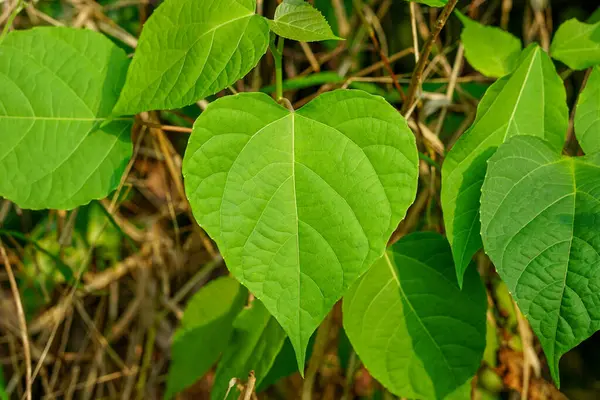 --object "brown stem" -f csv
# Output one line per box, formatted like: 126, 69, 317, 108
301, 310, 334, 400
401, 0, 459, 115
